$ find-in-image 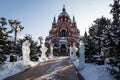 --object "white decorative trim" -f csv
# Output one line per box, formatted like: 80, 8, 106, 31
60, 28, 67, 32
